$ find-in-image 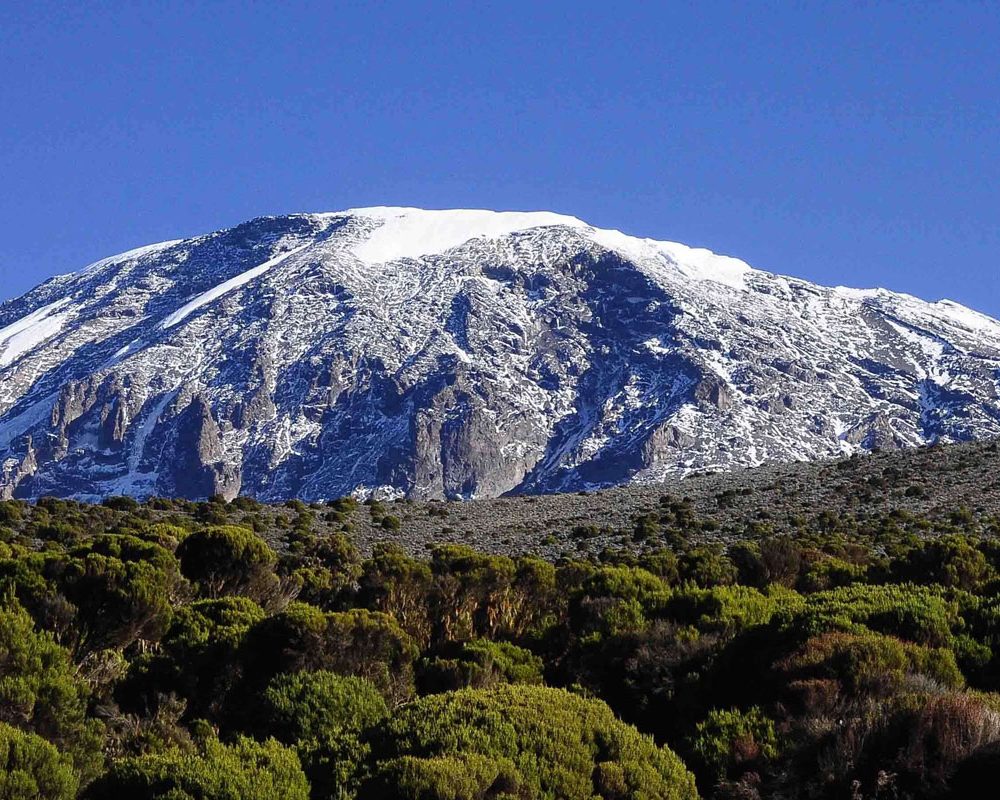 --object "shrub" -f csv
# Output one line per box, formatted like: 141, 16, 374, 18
257, 671, 388, 744
789, 583, 961, 647
62, 534, 183, 652
854, 691, 1000, 796
119, 597, 266, 719
665, 584, 802, 635
690, 707, 779, 784
358, 544, 434, 647
679, 545, 737, 587
0, 602, 104, 782
0, 722, 77, 800
83, 736, 309, 800
381, 515, 401, 531
891, 536, 994, 591
364, 684, 698, 799
241, 604, 418, 706
418, 639, 545, 693
176, 525, 279, 604
257, 671, 388, 798
776, 631, 964, 715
